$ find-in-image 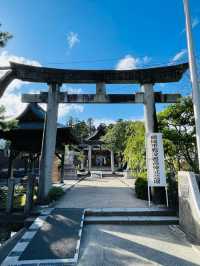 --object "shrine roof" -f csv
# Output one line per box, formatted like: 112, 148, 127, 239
14, 103, 63, 130
85, 125, 106, 144
0, 103, 77, 152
